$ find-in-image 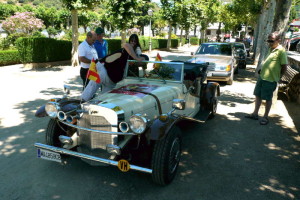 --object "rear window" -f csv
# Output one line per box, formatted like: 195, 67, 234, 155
195, 43, 232, 56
